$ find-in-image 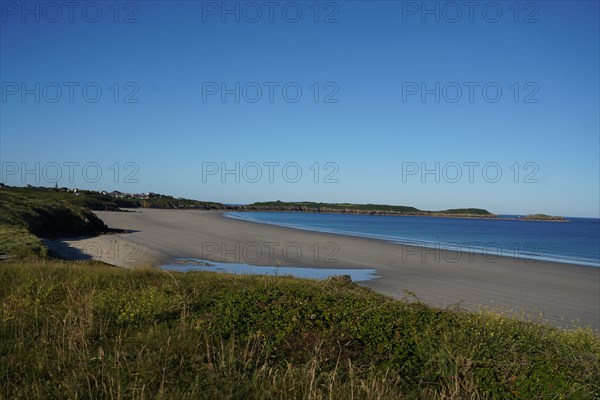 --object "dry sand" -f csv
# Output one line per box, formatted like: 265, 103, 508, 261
48, 208, 599, 329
